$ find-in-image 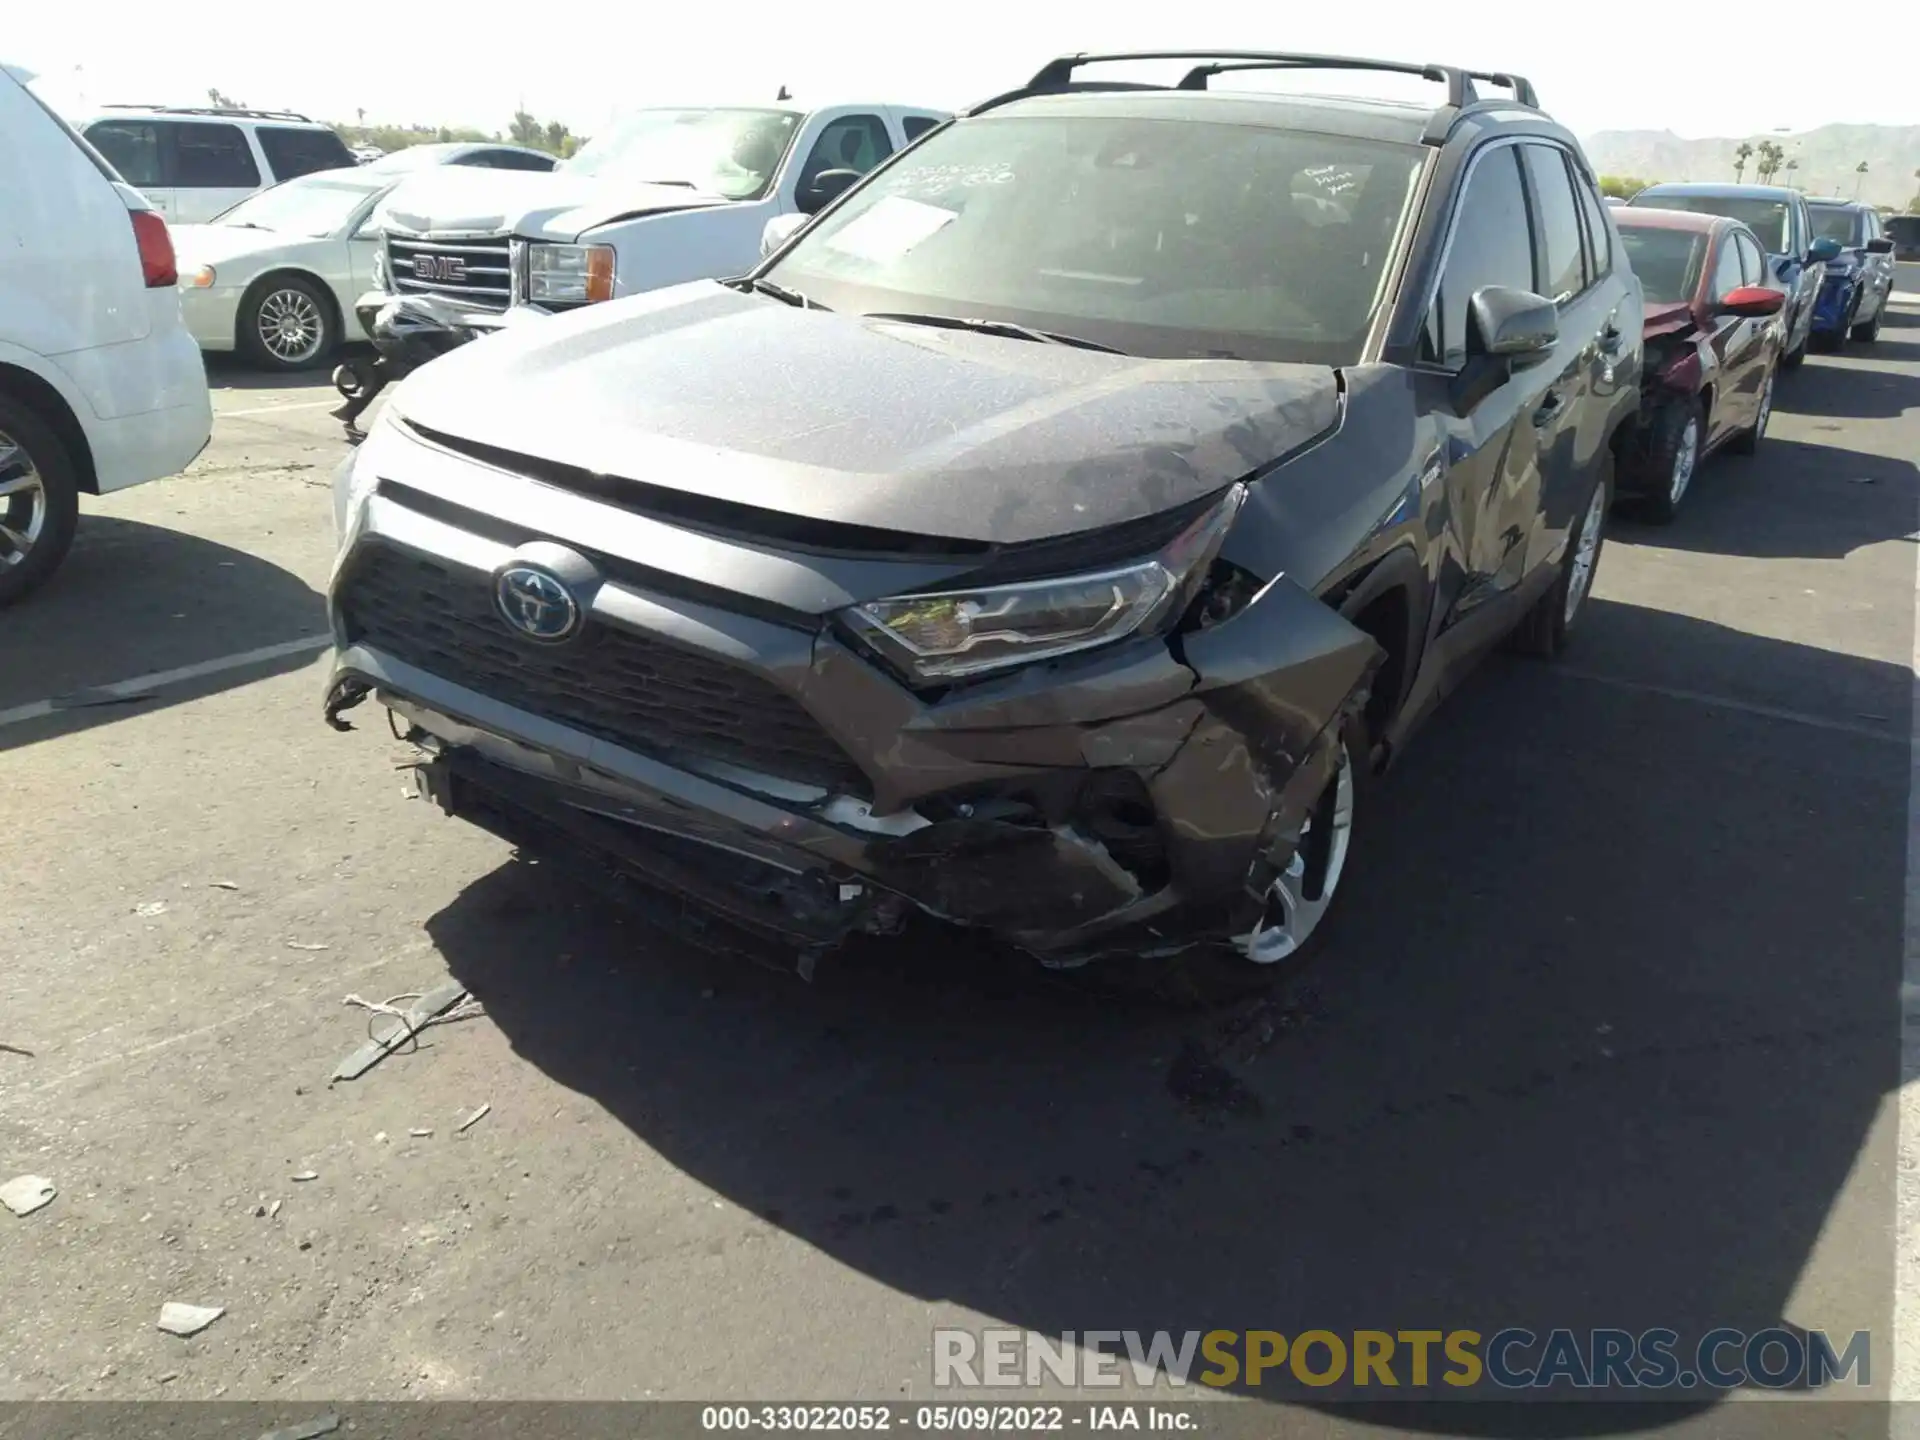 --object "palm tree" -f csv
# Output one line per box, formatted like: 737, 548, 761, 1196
1755, 141, 1782, 182
1854, 160, 1868, 200
1734, 141, 1753, 182
1785, 157, 1800, 191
